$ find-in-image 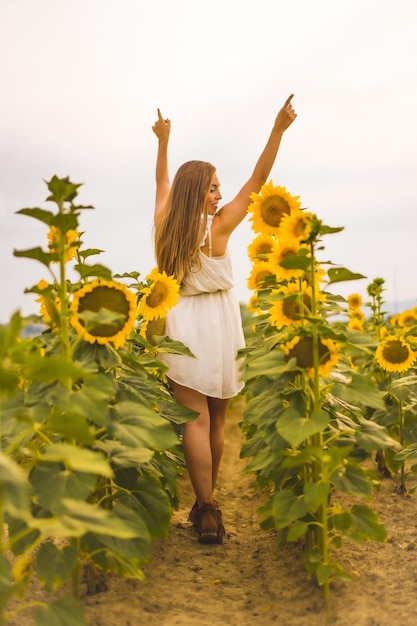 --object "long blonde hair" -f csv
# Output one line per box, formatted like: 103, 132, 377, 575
155, 160, 216, 284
